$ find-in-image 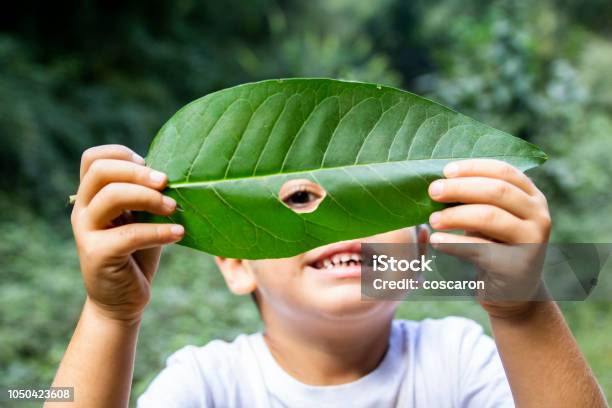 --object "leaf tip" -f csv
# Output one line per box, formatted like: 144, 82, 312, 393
537, 150, 549, 164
